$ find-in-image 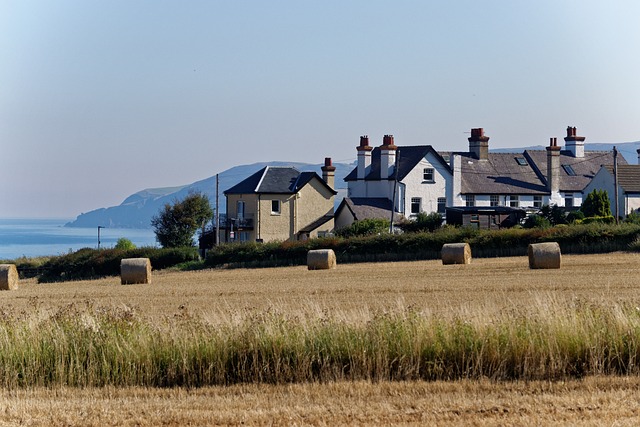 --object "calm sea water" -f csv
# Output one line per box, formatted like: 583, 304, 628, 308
0, 218, 158, 260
